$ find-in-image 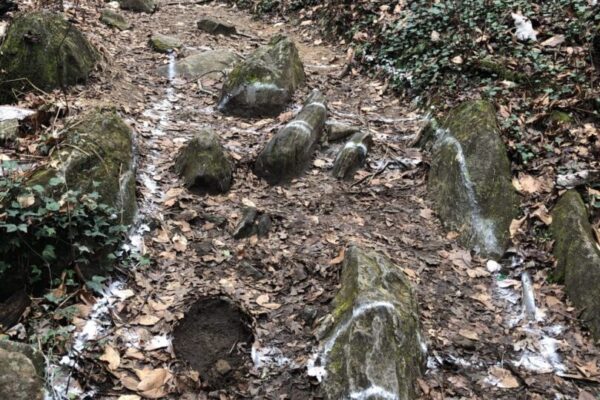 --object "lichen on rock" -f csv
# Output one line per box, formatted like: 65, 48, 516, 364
0, 11, 98, 104
217, 35, 305, 117
255, 90, 326, 184
158, 50, 239, 80
149, 33, 182, 53
428, 100, 519, 258
100, 9, 131, 31
175, 129, 234, 194
551, 190, 600, 340
0, 341, 44, 400
332, 131, 372, 180
309, 246, 425, 399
